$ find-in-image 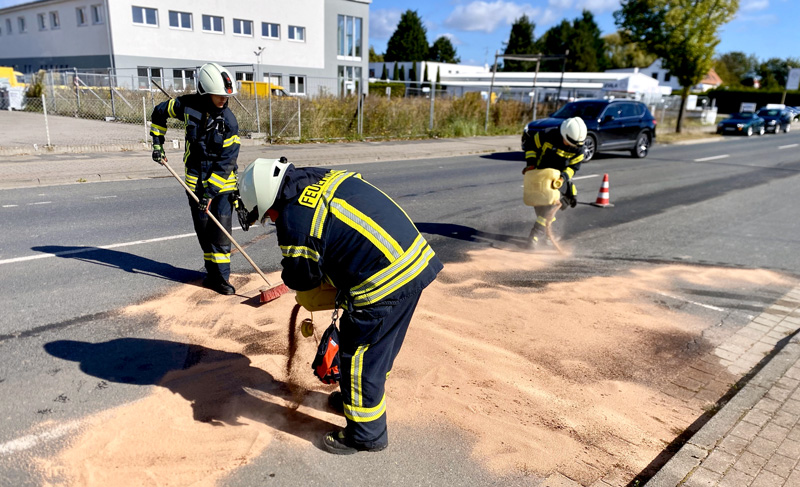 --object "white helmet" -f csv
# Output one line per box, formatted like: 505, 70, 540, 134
239, 158, 291, 223
560, 117, 587, 147
196, 62, 237, 96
